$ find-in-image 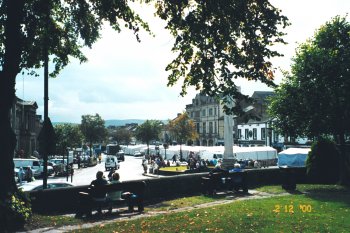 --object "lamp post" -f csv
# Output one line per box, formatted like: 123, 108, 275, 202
163, 143, 168, 160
